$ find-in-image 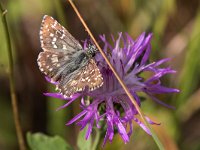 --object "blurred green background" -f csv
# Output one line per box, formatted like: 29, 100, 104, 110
0, 0, 200, 149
